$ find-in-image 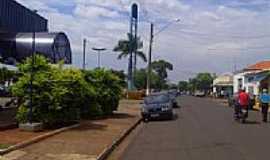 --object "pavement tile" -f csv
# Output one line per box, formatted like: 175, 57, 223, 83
2, 100, 141, 160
